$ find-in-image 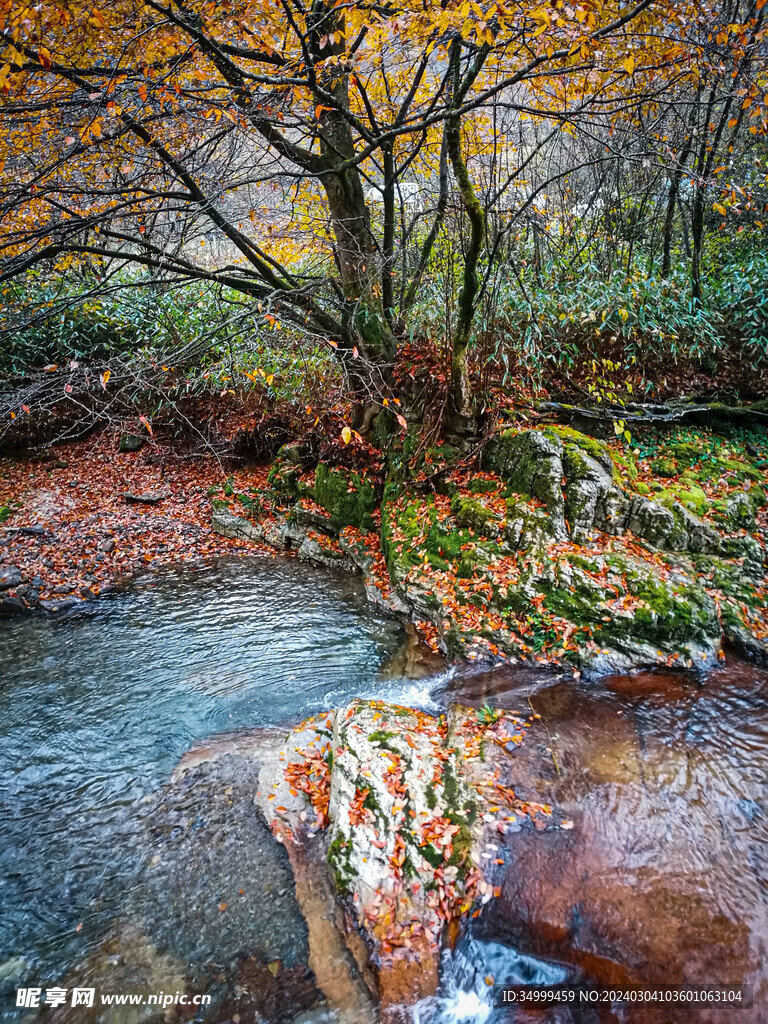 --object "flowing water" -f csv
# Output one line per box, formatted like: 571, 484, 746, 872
1, 557, 767, 1023
0, 558, 425, 1007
